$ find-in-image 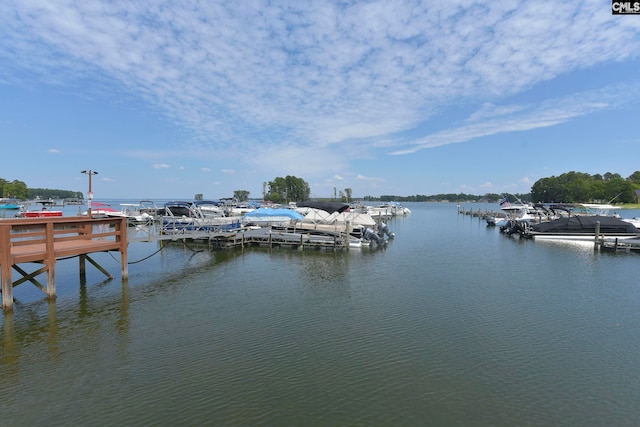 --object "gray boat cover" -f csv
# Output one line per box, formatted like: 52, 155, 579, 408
296, 201, 350, 214
532, 215, 639, 234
